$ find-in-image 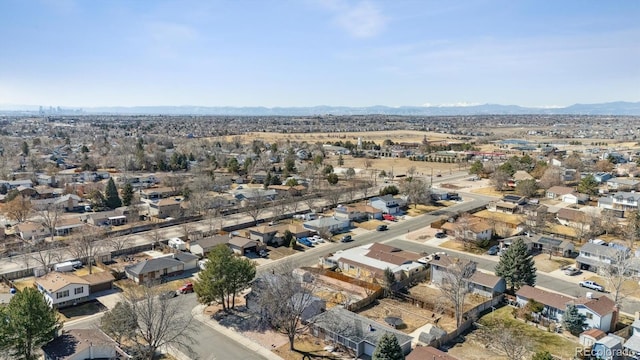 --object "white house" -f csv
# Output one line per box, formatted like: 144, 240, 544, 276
574, 293, 616, 333
35, 272, 90, 308
369, 195, 402, 214
42, 329, 130, 360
